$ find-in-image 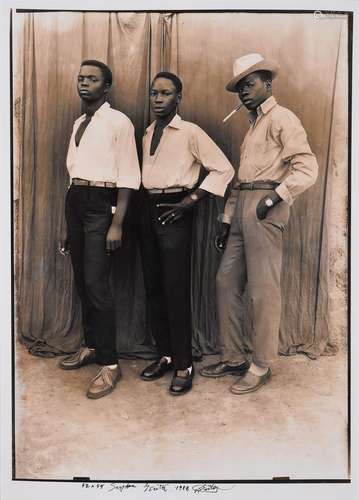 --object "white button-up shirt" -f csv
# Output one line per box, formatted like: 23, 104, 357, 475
142, 114, 234, 197
66, 102, 141, 189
